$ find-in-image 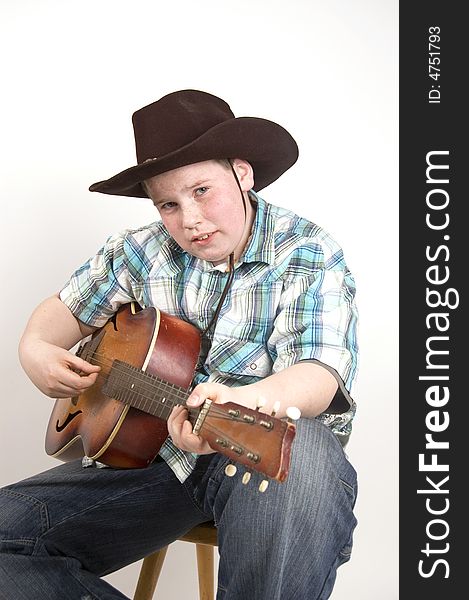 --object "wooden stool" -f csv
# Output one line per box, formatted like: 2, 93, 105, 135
133, 521, 218, 600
